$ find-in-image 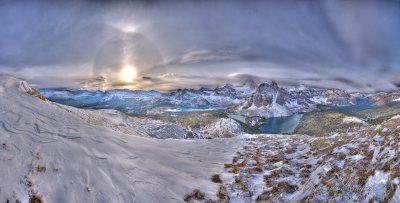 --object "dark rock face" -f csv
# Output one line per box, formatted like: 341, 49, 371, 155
244, 81, 286, 108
